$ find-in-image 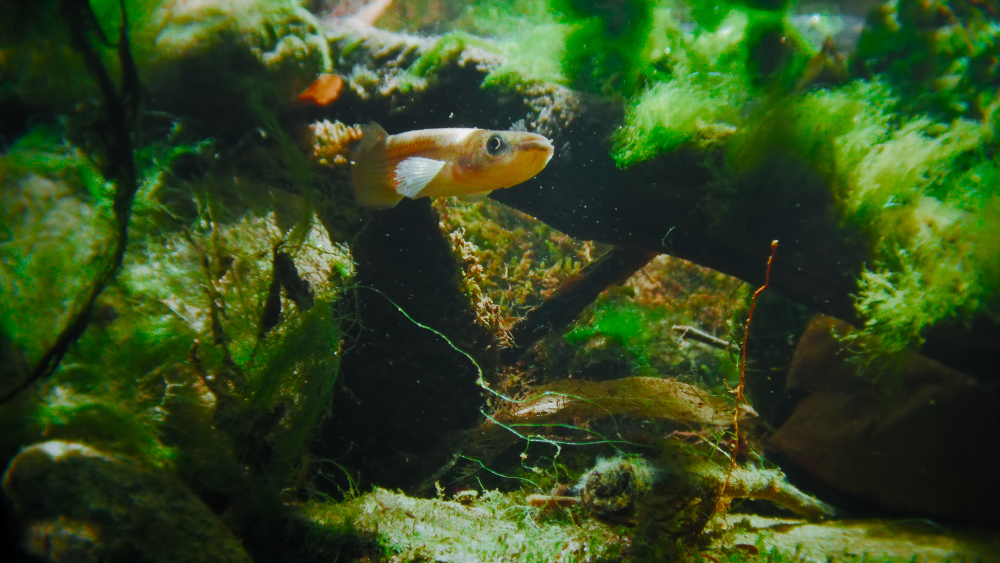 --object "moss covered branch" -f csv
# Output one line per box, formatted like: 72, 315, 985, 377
322, 16, 998, 377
